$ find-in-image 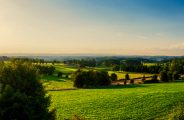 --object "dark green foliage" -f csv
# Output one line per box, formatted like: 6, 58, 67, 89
144, 75, 159, 84
65, 74, 69, 78
160, 71, 168, 82
173, 71, 180, 80
0, 61, 55, 120
73, 70, 110, 88
167, 71, 173, 81
130, 79, 134, 84
142, 75, 146, 82
152, 74, 158, 81
57, 72, 63, 78
124, 74, 130, 85
110, 73, 118, 81
66, 59, 96, 67
125, 73, 130, 80
35, 65, 55, 75
112, 64, 120, 71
